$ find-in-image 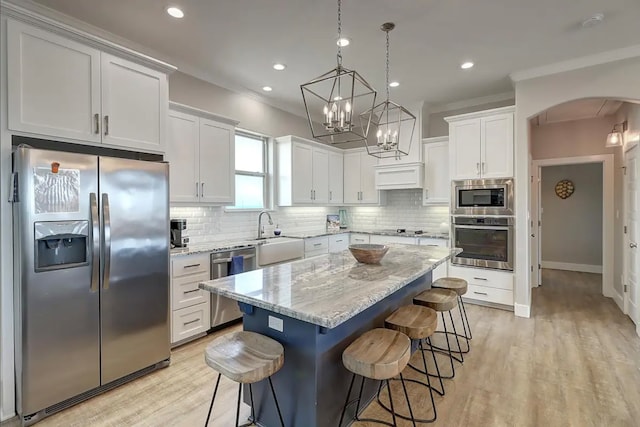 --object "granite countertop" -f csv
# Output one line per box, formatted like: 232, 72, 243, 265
283, 229, 449, 240
171, 229, 448, 257
199, 245, 458, 329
